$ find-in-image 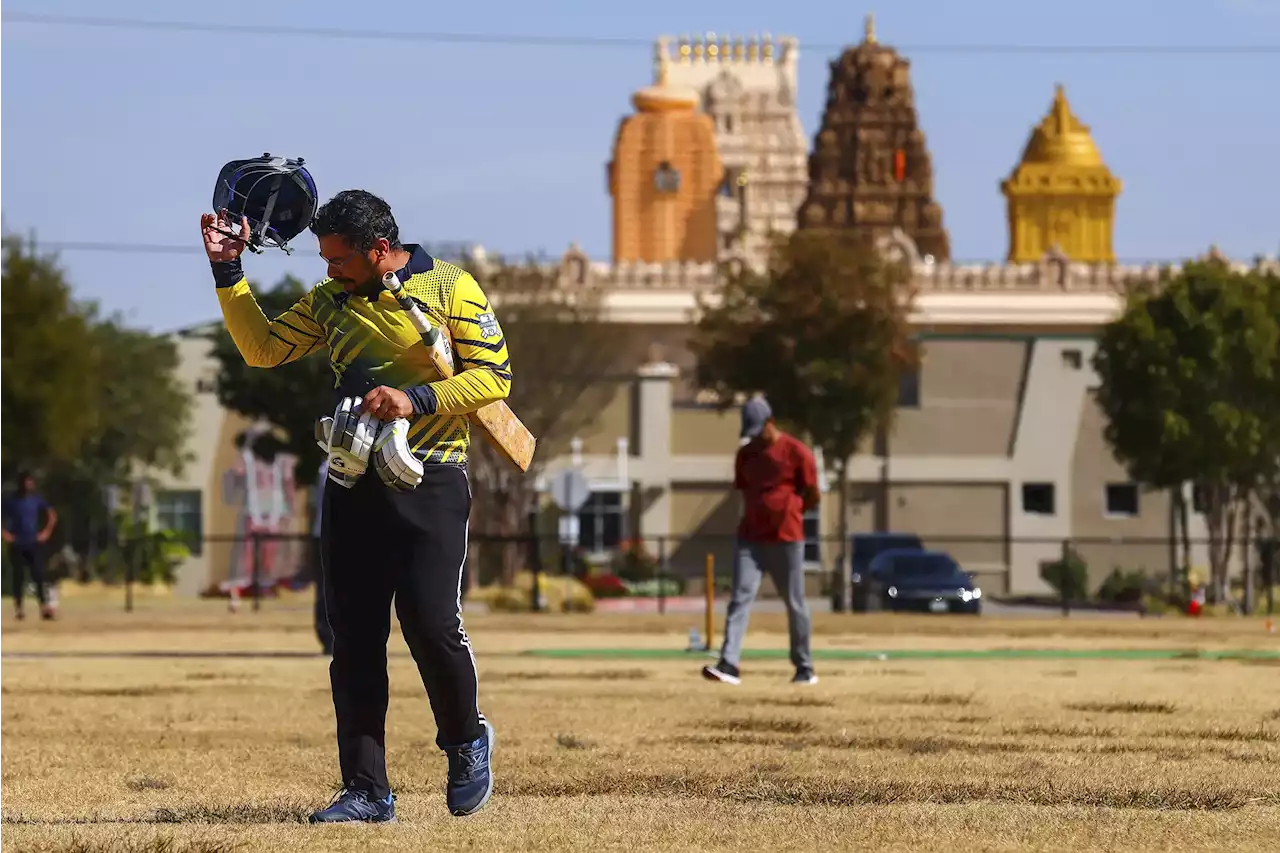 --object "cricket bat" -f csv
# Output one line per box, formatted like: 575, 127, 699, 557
381, 271, 537, 472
